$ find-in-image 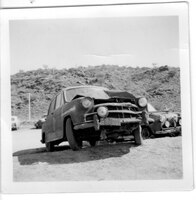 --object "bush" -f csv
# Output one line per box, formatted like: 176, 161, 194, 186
168, 70, 176, 78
